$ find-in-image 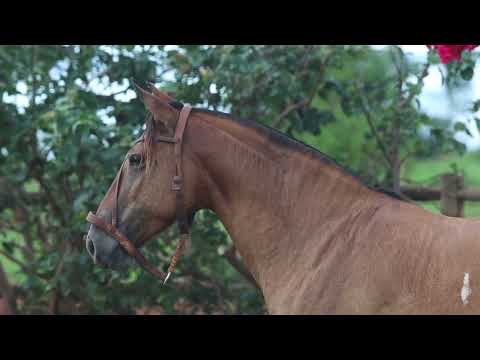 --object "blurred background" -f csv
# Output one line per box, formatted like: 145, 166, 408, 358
1, 45, 480, 314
